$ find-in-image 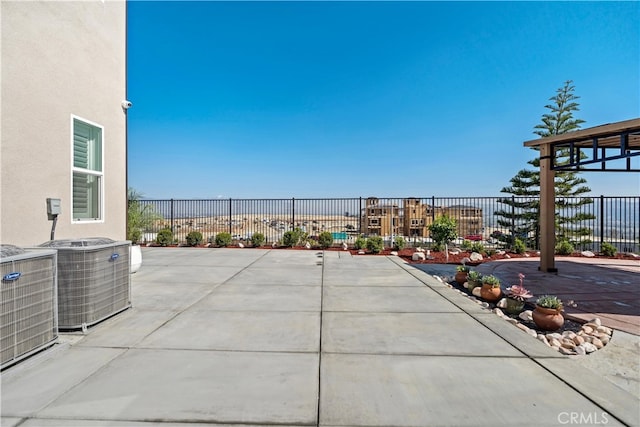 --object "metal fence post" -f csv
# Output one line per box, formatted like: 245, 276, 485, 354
228, 198, 232, 235
358, 197, 362, 234
599, 195, 604, 247
510, 195, 516, 249
292, 197, 295, 230
431, 196, 435, 222
170, 199, 175, 233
